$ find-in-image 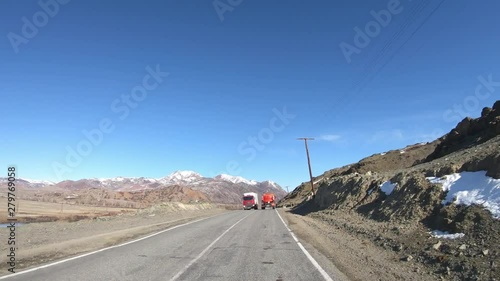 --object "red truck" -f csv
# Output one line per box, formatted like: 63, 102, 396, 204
242, 192, 259, 210
261, 192, 276, 209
